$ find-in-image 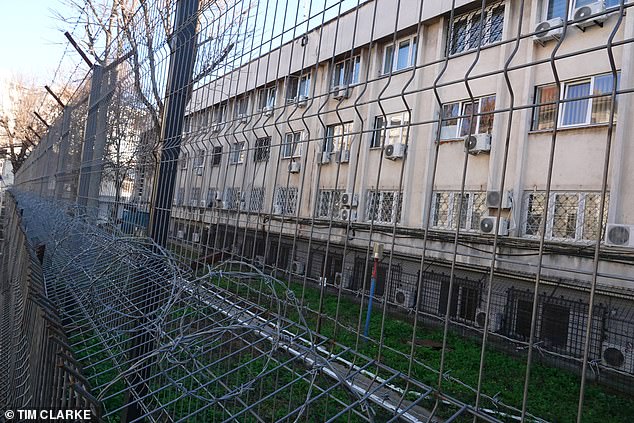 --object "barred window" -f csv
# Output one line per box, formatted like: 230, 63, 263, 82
371, 112, 410, 148
316, 190, 343, 218
282, 132, 303, 158
249, 187, 265, 212
431, 191, 486, 231
229, 142, 245, 164
366, 190, 402, 224
532, 73, 620, 130
521, 191, 609, 241
274, 187, 298, 215
440, 96, 496, 140
211, 146, 222, 166
324, 122, 353, 153
224, 187, 242, 211
448, 3, 504, 56
254, 137, 270, 162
